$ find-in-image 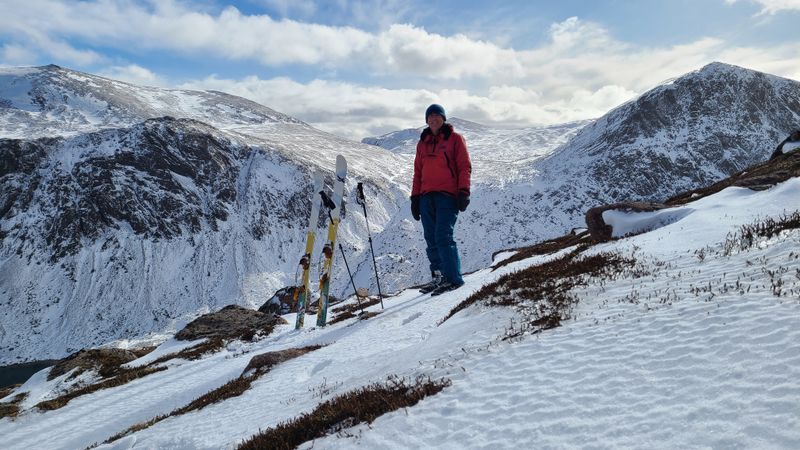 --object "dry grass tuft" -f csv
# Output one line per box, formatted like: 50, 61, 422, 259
441, 250, 637, 337
0, 384, 21, 400
148, 337, 226, 366
0, 392, 27, 419
48, 348, 144, 381
35, 366, 167, 411
102, 346, 324, 445
329, 298, 383, 325
175, 305, 286, 343
242, 345, 324, 377
492, 232, 592, 270
723, 211, 800, 255
0, 402, 20, 419
238, 376, 451, 450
